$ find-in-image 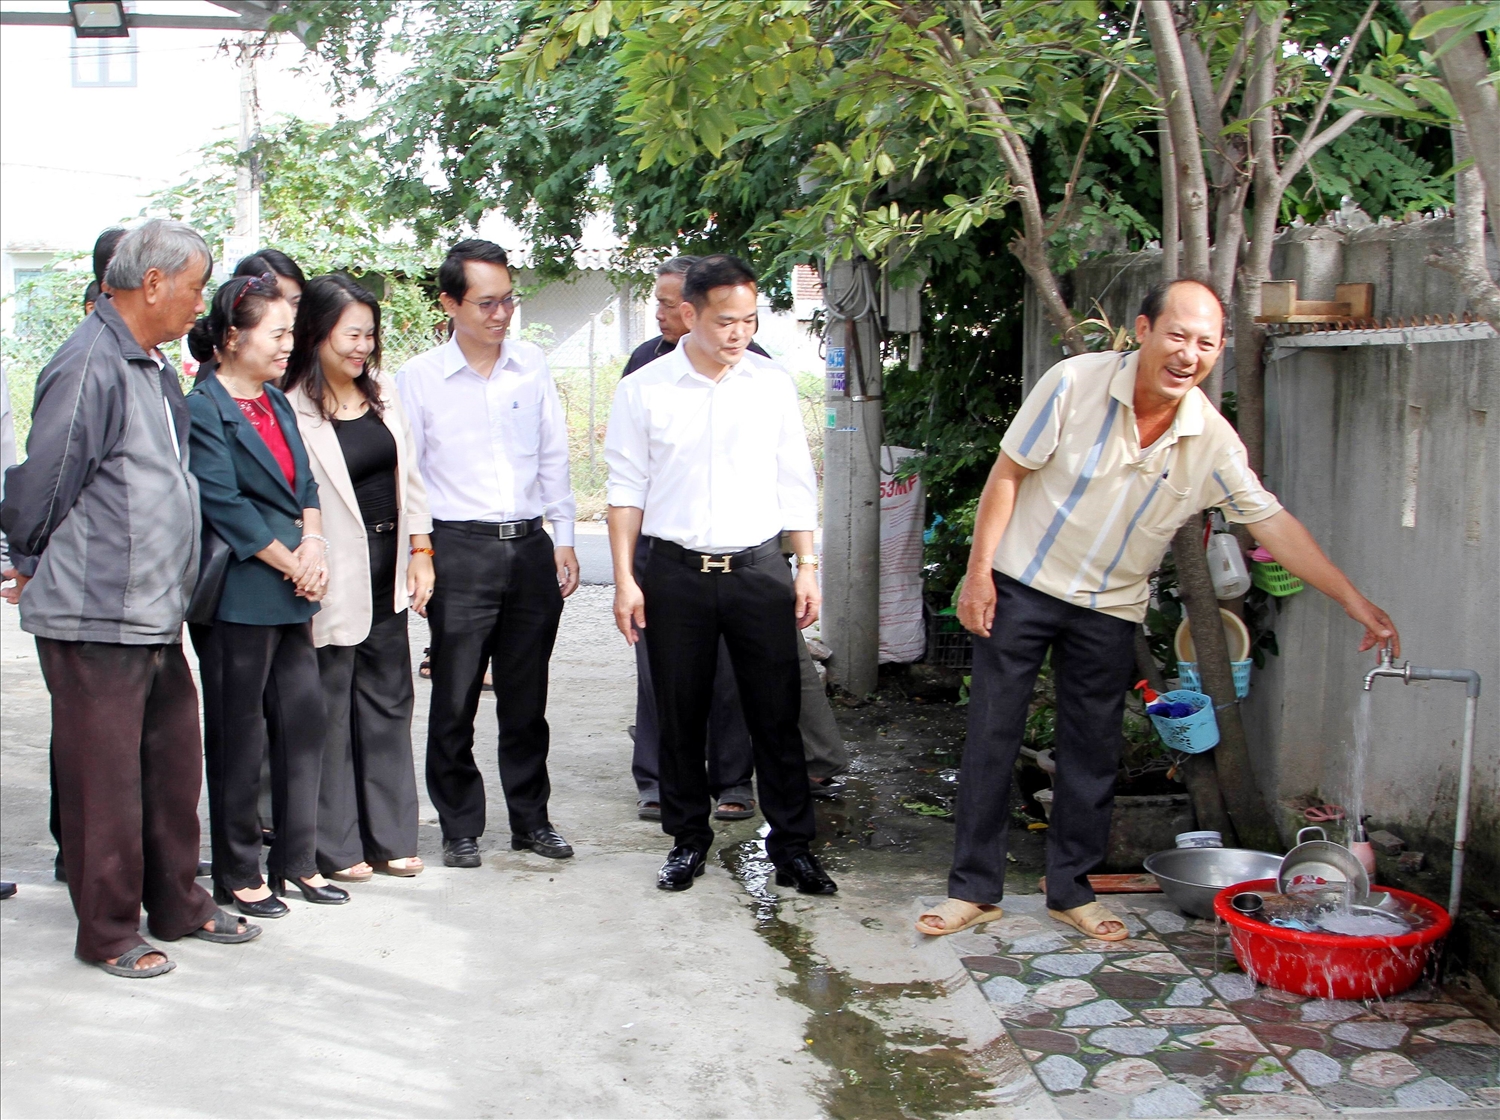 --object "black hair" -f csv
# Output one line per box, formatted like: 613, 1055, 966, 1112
682, 254, 758, 309
186, 273, 286, 363
234, 249, 307, 288
439, 239, 510, 302
282, 273, 384, 421
92, 227, 126, 286
1138, 279, 1226, 327
83, 280, 101, 312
